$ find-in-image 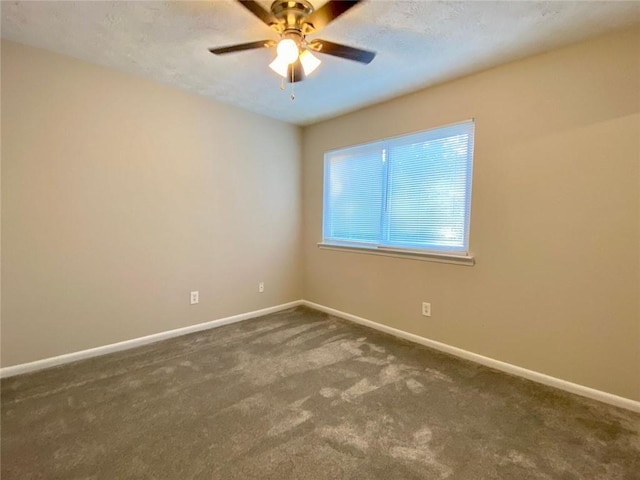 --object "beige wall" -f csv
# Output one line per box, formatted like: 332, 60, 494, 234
302, 28, 640, 401
1, 41, 302, 366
